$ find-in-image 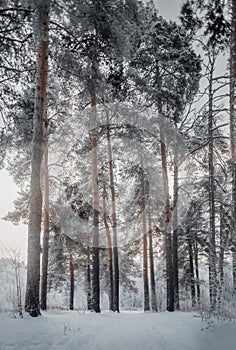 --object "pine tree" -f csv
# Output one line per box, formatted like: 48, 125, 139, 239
140, 164, 150, 311
106, 111, 120, 312
40, 144, 50, 310
25, 0, 50, 317
181, 0, 230, 311
128, 3, 201, 311
0, 2, 34, 166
